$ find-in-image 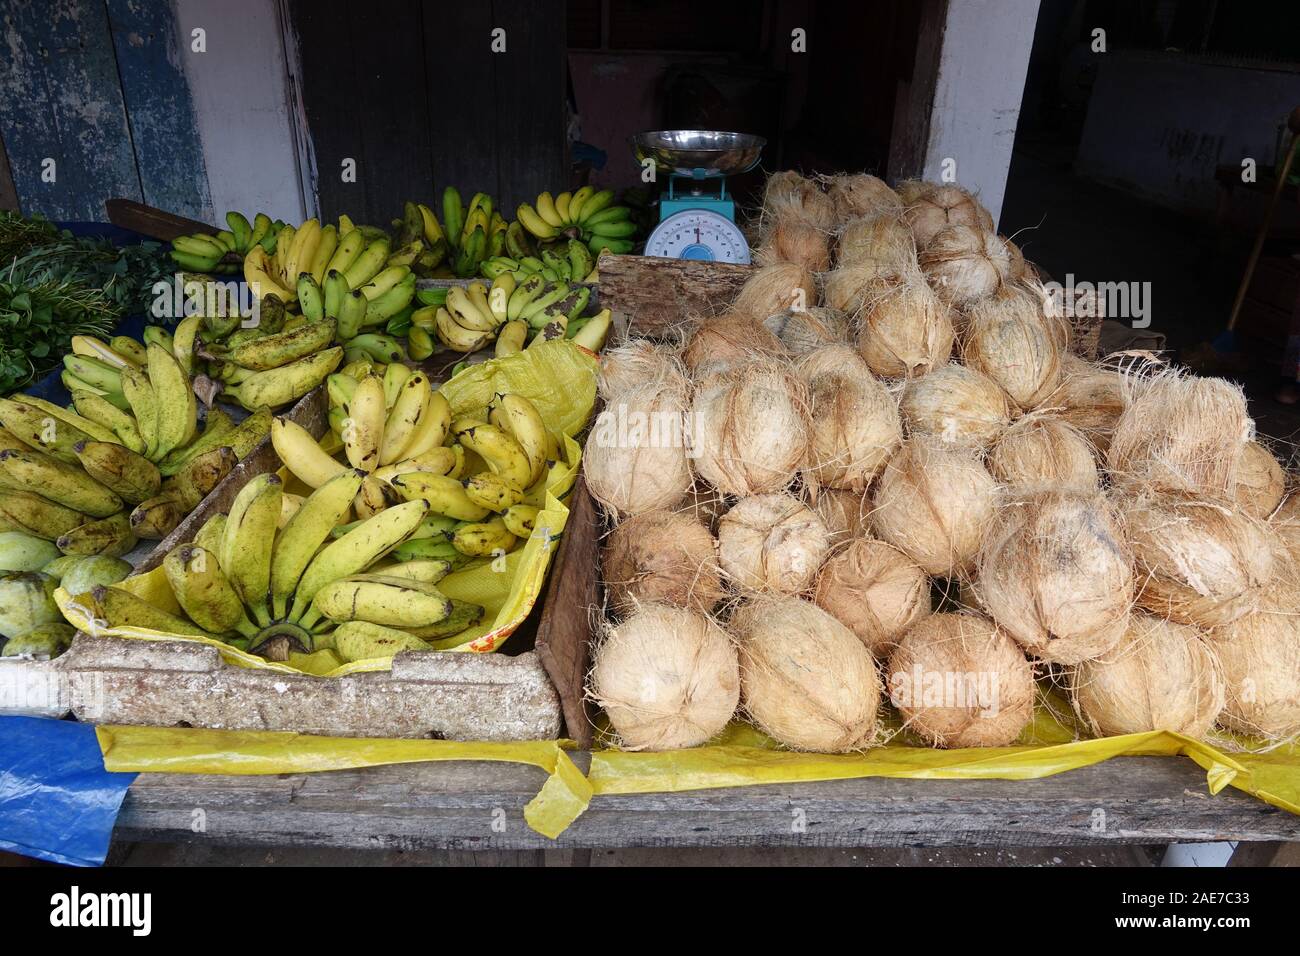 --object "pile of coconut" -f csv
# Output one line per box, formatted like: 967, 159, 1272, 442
586, 171, 1300, 754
